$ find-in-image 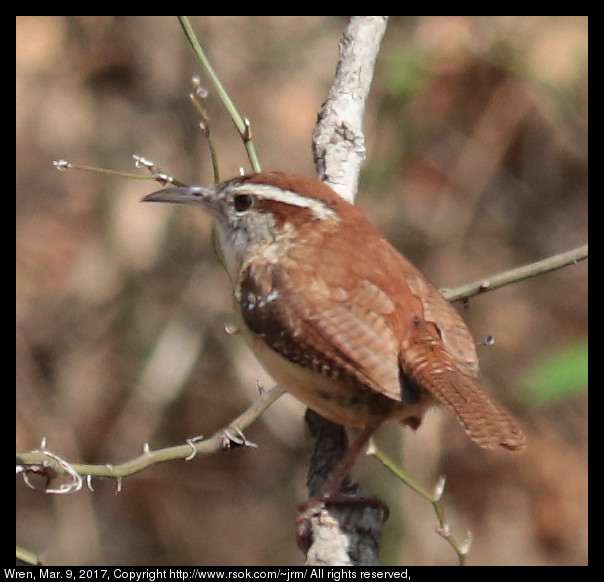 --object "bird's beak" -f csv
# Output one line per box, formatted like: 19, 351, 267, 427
141, 185, 216, 208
